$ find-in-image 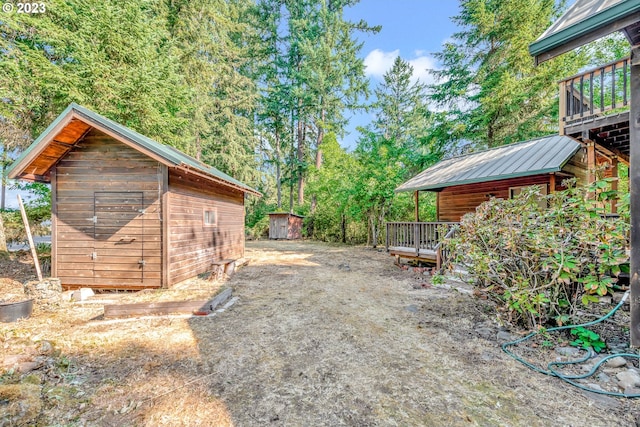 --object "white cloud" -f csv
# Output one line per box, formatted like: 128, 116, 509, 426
363, 49, 400, 79
363, 49, 438, 85
407, 56, 437, 85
